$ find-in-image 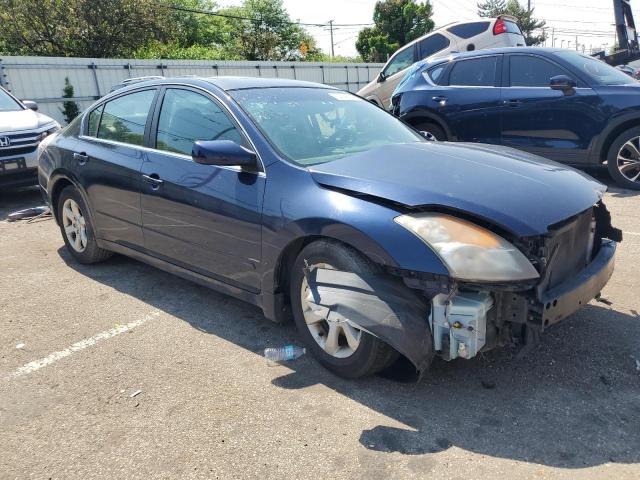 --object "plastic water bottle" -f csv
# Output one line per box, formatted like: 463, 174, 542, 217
264, 345, 306, 366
